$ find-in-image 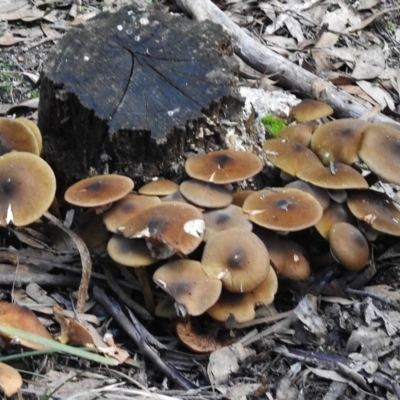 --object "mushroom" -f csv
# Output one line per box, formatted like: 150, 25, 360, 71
277, 122, 316, 146
153, 259, 222, 316
231, 190, 255, 207
311, 119, 370, 165
179, 179, 233, 208
138, 179, 179, 196
16, 117, 43, 154
285, 180, 330, 211
206, 267, 278, 323
328, 222, 369, 271
0, 152, 56, 226
288, 99, 333, 123
201, 228, 270, 293
64, 174, 134, 211
243, 188, 323, 232
185, 149, 263, 184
